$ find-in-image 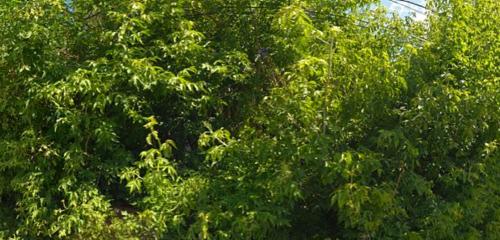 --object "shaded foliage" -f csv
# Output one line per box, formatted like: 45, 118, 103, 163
0, 0, 498, 239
